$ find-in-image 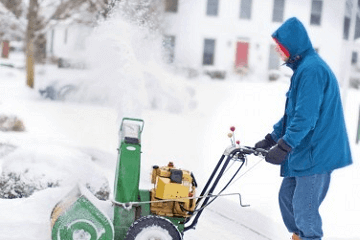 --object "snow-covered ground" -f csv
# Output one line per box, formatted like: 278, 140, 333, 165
1, 51, 359, 239
1, 4, 360, 238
